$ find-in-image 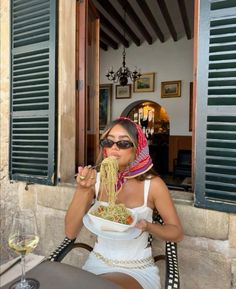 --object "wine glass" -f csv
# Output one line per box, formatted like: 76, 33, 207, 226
8, 209, 40, 289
